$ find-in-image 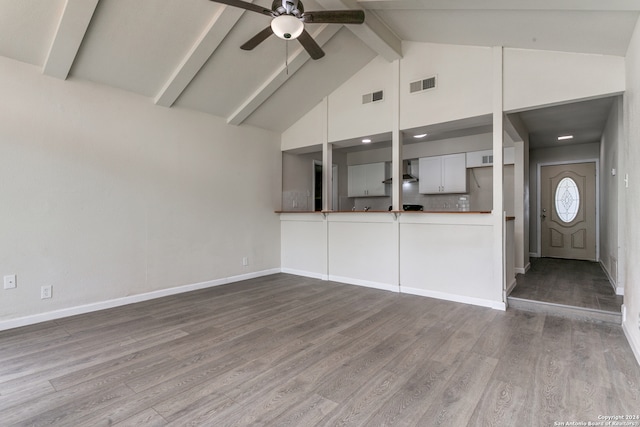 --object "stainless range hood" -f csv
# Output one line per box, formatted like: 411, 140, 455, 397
382, 160, 418, 184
